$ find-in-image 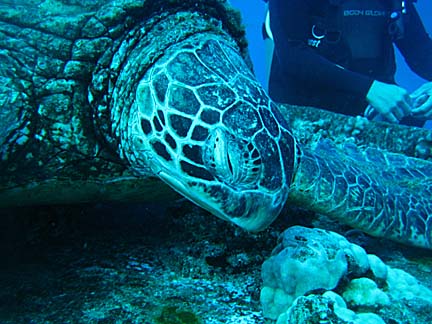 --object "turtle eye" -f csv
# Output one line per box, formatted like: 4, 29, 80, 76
203, 128, 261, 188
230, 142, 262, 186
